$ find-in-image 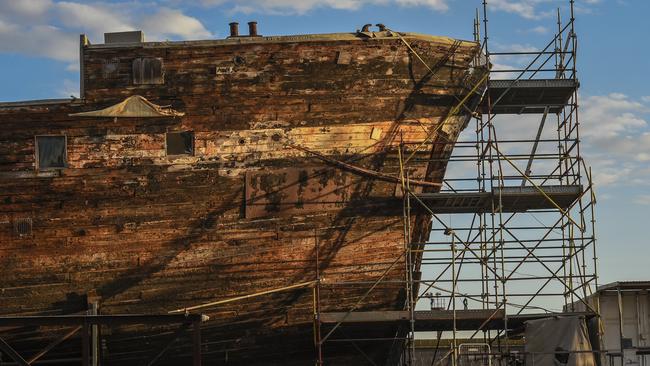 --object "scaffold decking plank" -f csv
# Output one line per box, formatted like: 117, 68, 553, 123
485, 79, 578, 114
320, 310, 595, 332
320, 309, 503, 331
413, 184, 582, 213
